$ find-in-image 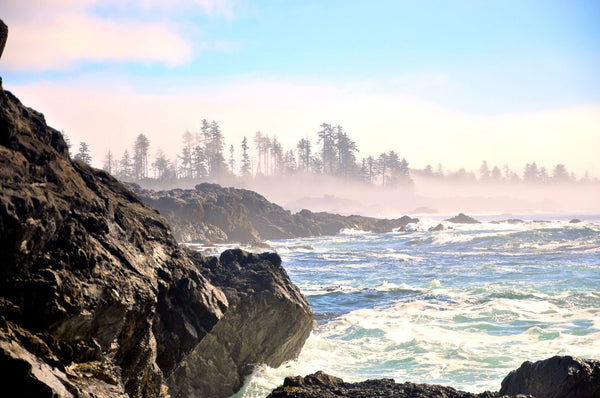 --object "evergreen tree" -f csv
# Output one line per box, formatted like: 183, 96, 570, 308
133, 134, 150, 180
74, 142, 92, 164
118, 149, 133, 180
283, 150, 297, 174
479, 161, 491, 181
153, 149, 172, 180
523, 162, 540, 183
240, 136, 251, 176
552, 164, 570, 182
228, 144, 235, 175
317, 123, 336, 174
102, 149, 114, 174
192, 145, 207, 179
296, 138, 312, 173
